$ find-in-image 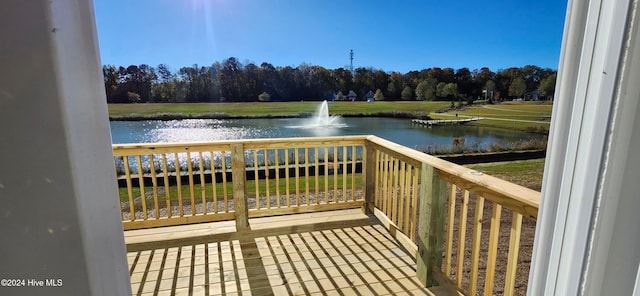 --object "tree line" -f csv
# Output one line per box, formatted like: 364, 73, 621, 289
102, 57, 557, 104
